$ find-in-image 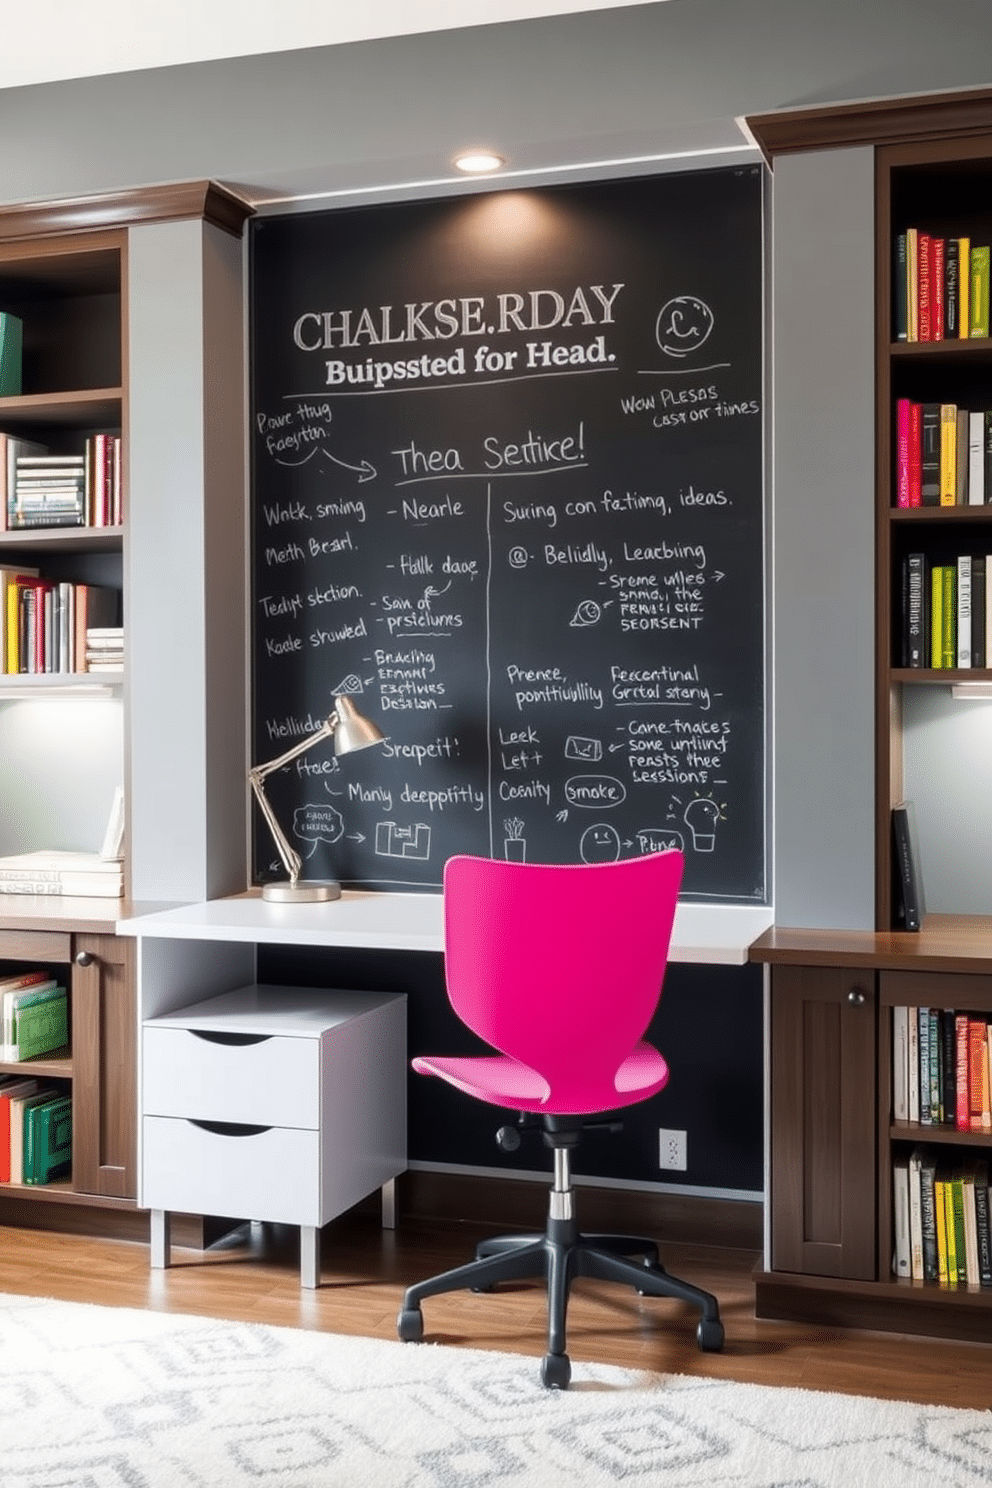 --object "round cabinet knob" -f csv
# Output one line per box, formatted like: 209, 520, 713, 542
847, 988, 867, 1006
74, 950, 95, 967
